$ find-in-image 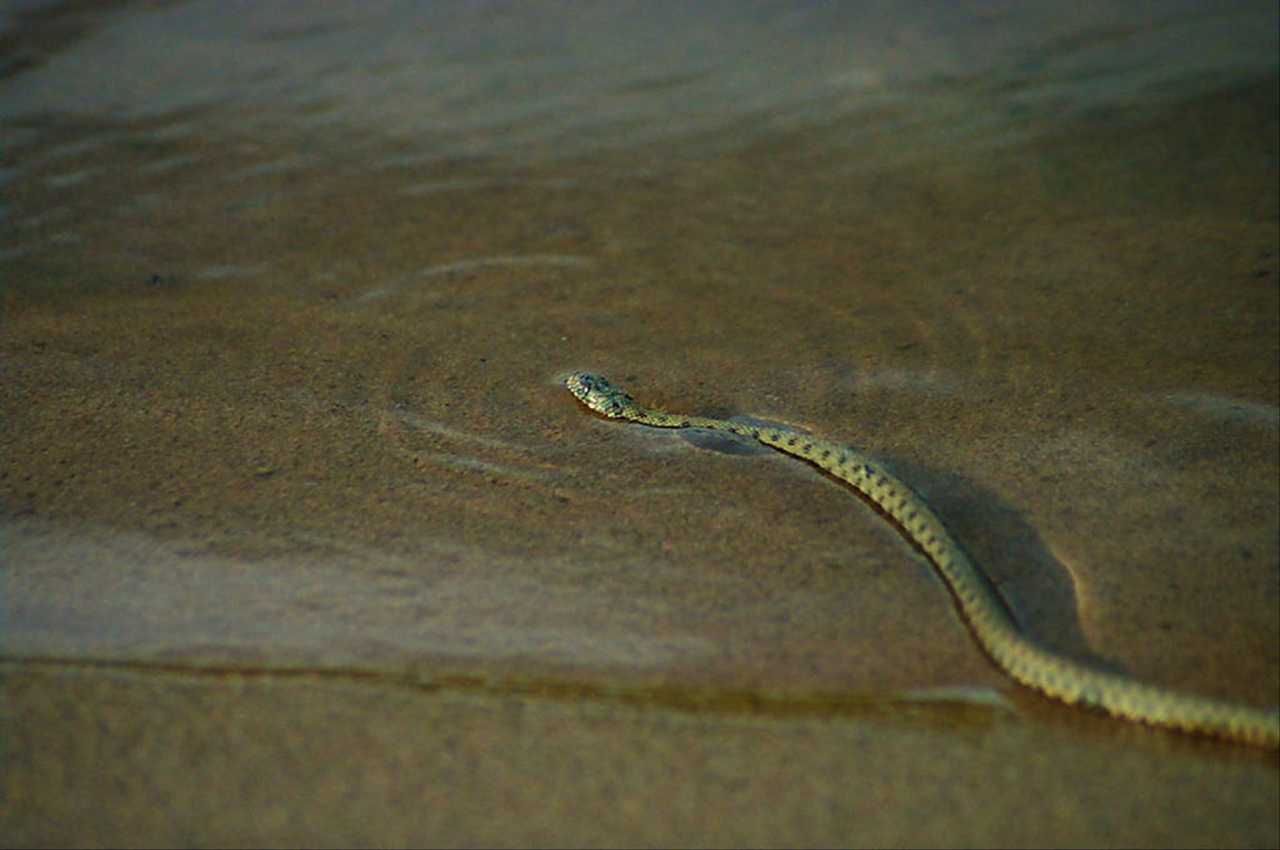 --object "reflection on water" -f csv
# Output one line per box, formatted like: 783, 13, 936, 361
4, 2, 1277, 165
